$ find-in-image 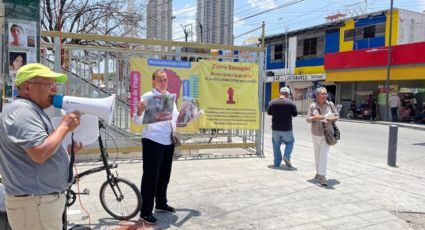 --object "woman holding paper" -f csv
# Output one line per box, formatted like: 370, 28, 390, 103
132, 69, 179, 225
306, 87, 338, 186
